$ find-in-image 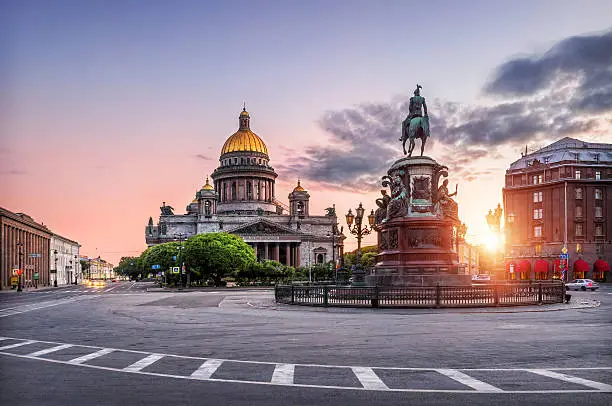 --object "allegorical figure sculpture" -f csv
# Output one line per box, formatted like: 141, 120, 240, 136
400, 84, 431, 157
386, 174, 408, 220
374, 189, 391, 225
433, 179, 458, 219
160, 202, 175, 216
